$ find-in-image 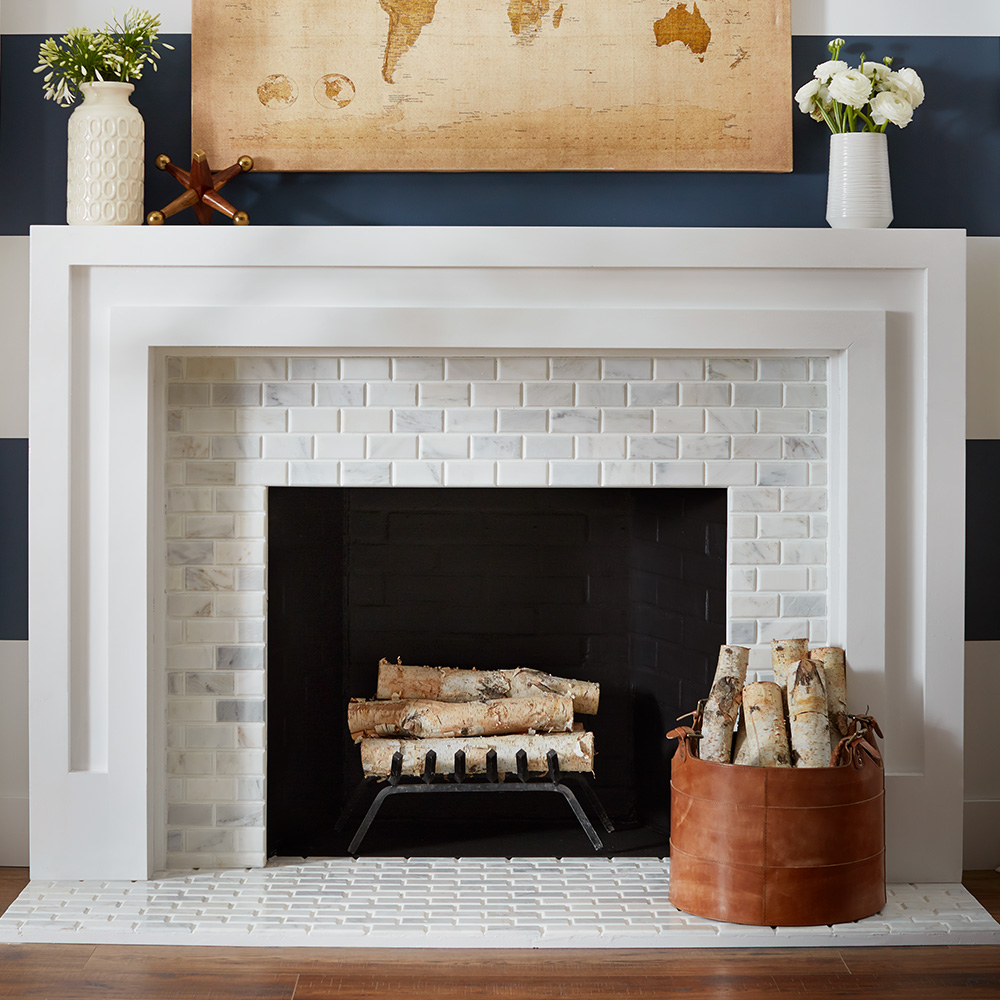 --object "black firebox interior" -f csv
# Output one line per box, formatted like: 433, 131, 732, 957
266, 487, 726, 858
